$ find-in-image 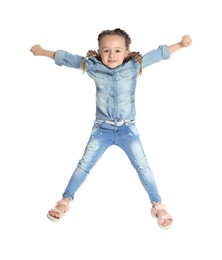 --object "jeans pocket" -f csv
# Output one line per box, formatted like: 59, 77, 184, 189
93, 120, 105, 129
125, 120, 135, 127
